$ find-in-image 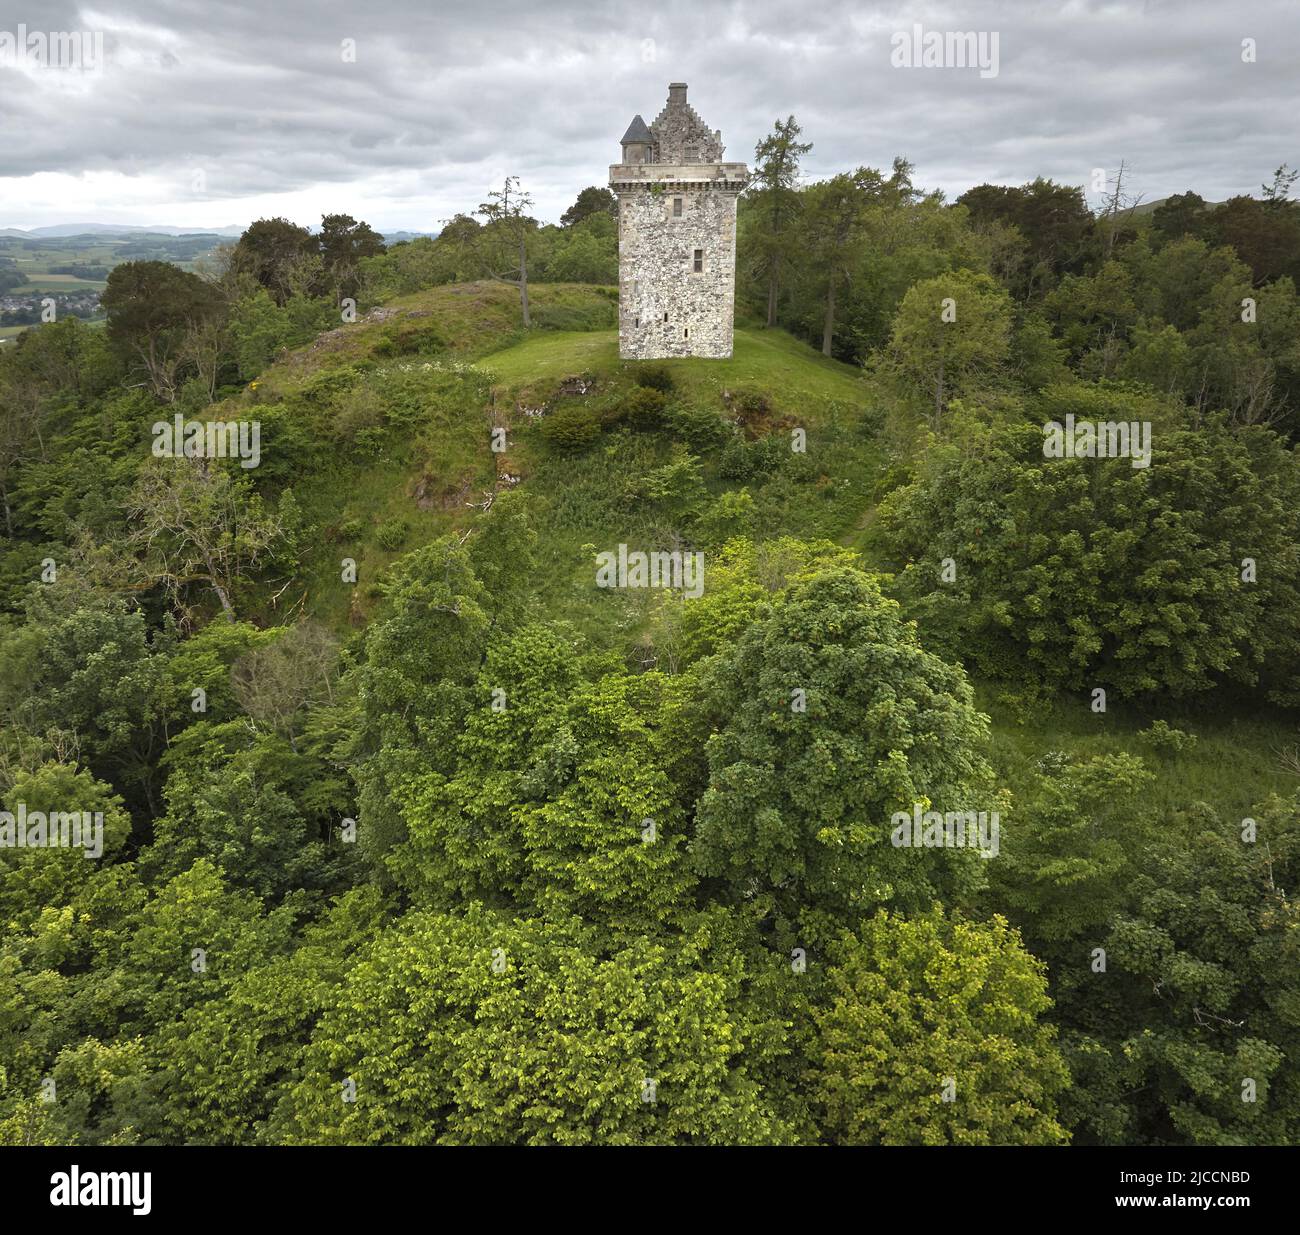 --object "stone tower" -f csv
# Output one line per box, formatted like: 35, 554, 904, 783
609, 83, 749, 359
